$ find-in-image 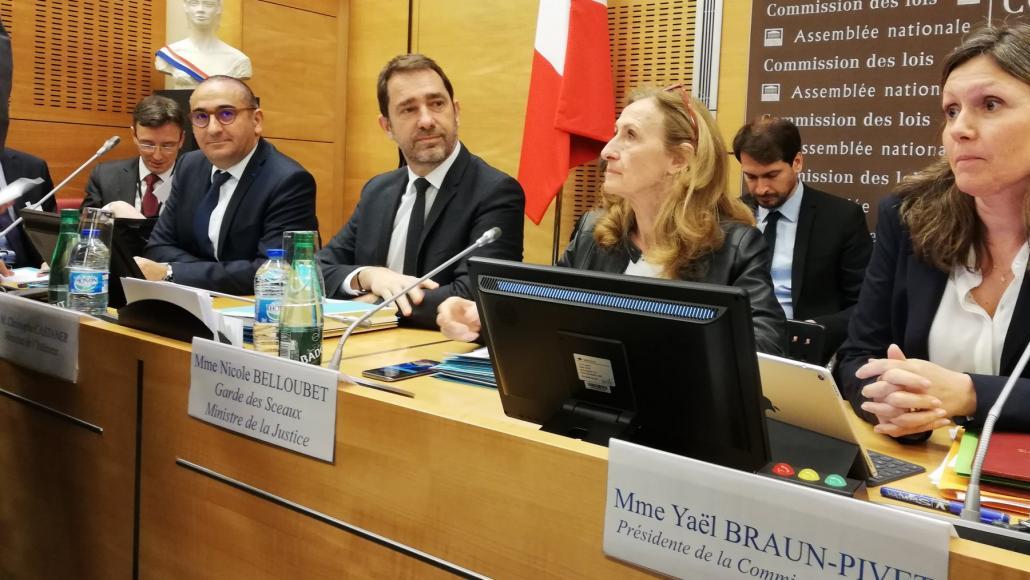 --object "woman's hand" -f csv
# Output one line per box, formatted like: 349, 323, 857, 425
855, 344, 976, 436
